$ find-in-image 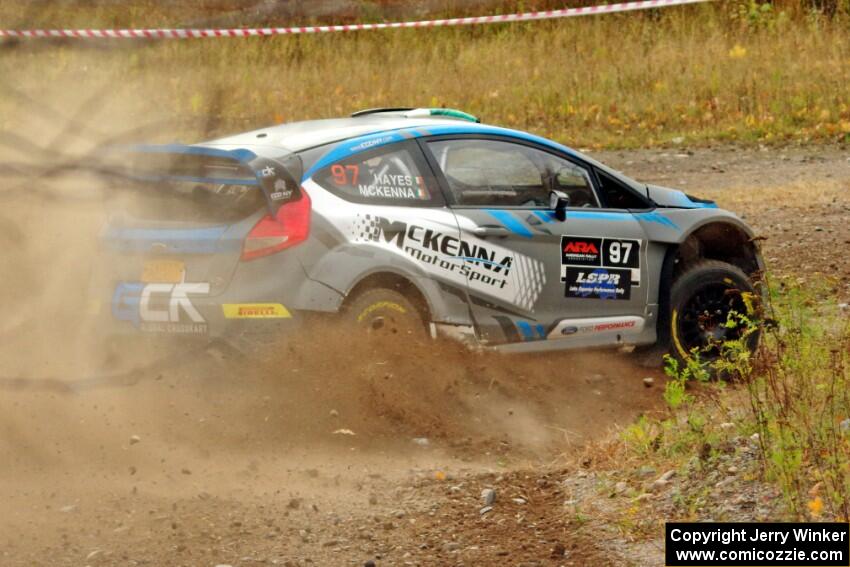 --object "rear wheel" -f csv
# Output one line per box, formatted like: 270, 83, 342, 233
343, 288, 427, 338
669, 260, 759, 369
